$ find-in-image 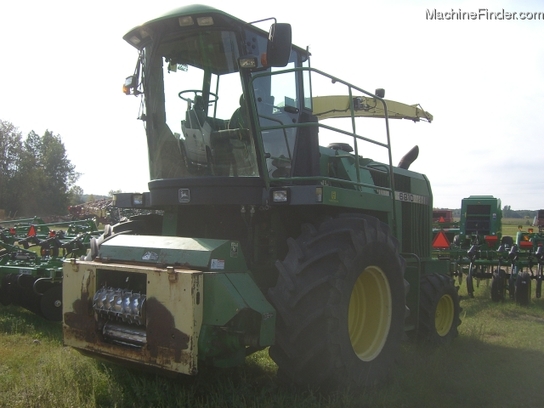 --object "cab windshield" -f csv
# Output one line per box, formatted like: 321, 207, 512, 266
141, 24, 310, 182
143, 29, 259, 179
